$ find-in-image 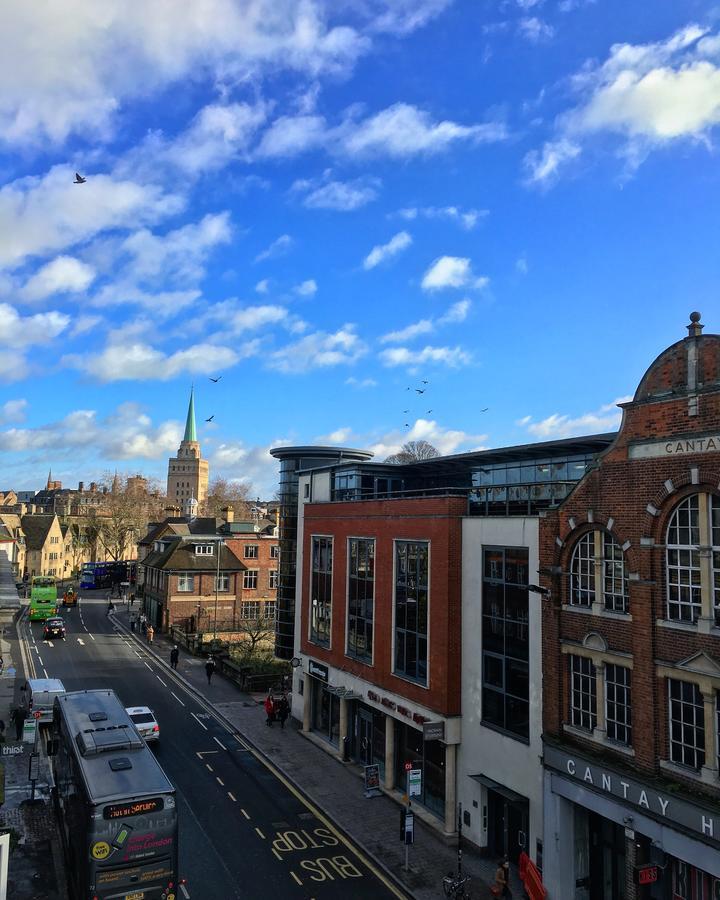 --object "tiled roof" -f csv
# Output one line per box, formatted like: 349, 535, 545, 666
141, 538, 246, 573
20, 514, 56, 550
